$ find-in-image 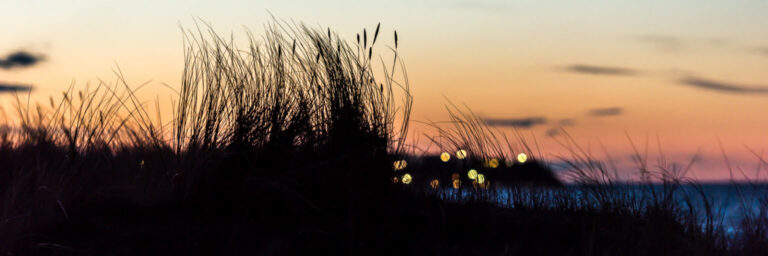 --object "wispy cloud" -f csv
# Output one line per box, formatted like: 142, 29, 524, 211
757, 47, 768, 56
589, 107, 623, 117
545, 128, 560, 137
635, 35, 728, 52
636, 35, 685, 52
563, 64, 638, 76
549, 159, 605, 172
557, 119, 575, 126
0, 51, 44, 70
483, 117, 546, 128
0, 83, 33, 93
679, 77, 768, 95
546, 119, 575, 137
